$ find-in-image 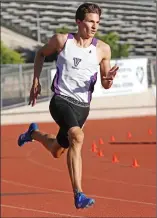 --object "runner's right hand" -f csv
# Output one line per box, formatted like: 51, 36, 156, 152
28, 79, 41, 107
